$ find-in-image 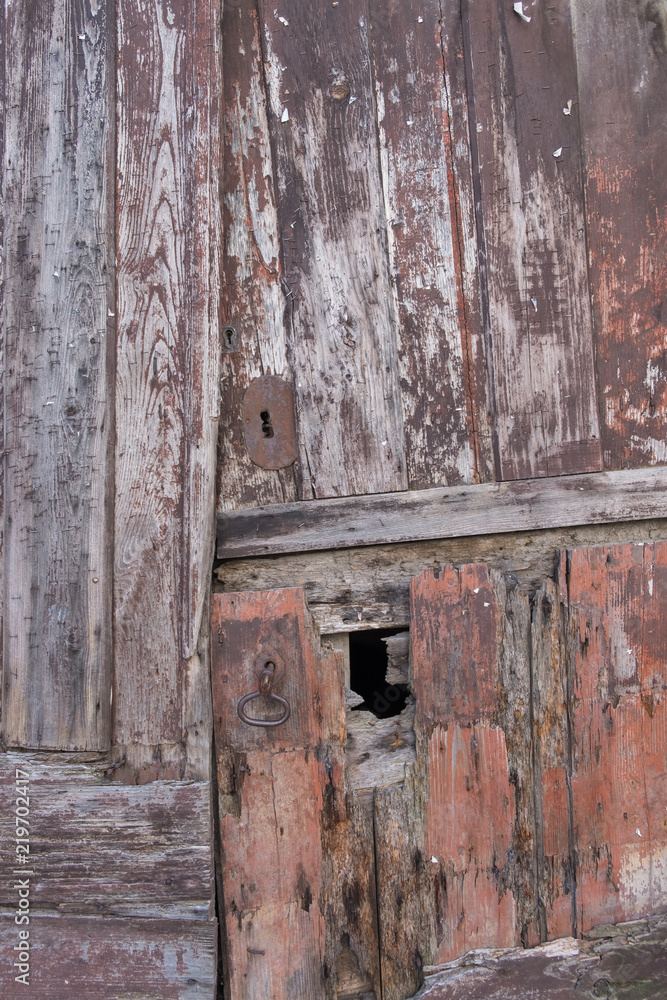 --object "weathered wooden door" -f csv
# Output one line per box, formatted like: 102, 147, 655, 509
211, 540, 667, 999
211, 0, 667, 997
